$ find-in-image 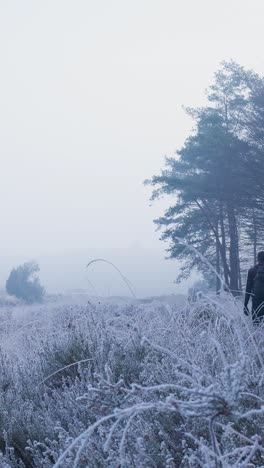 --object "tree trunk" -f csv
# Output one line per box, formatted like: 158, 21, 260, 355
252, 208, 257, 264
215, 221, 221, 295
227, 203, 240, 295
195, 199, 231, 288
219, 202, 230, 287
235, 220, 242, 292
